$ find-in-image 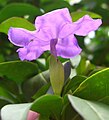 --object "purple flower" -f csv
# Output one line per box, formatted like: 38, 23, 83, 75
8, 8, 102, 61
